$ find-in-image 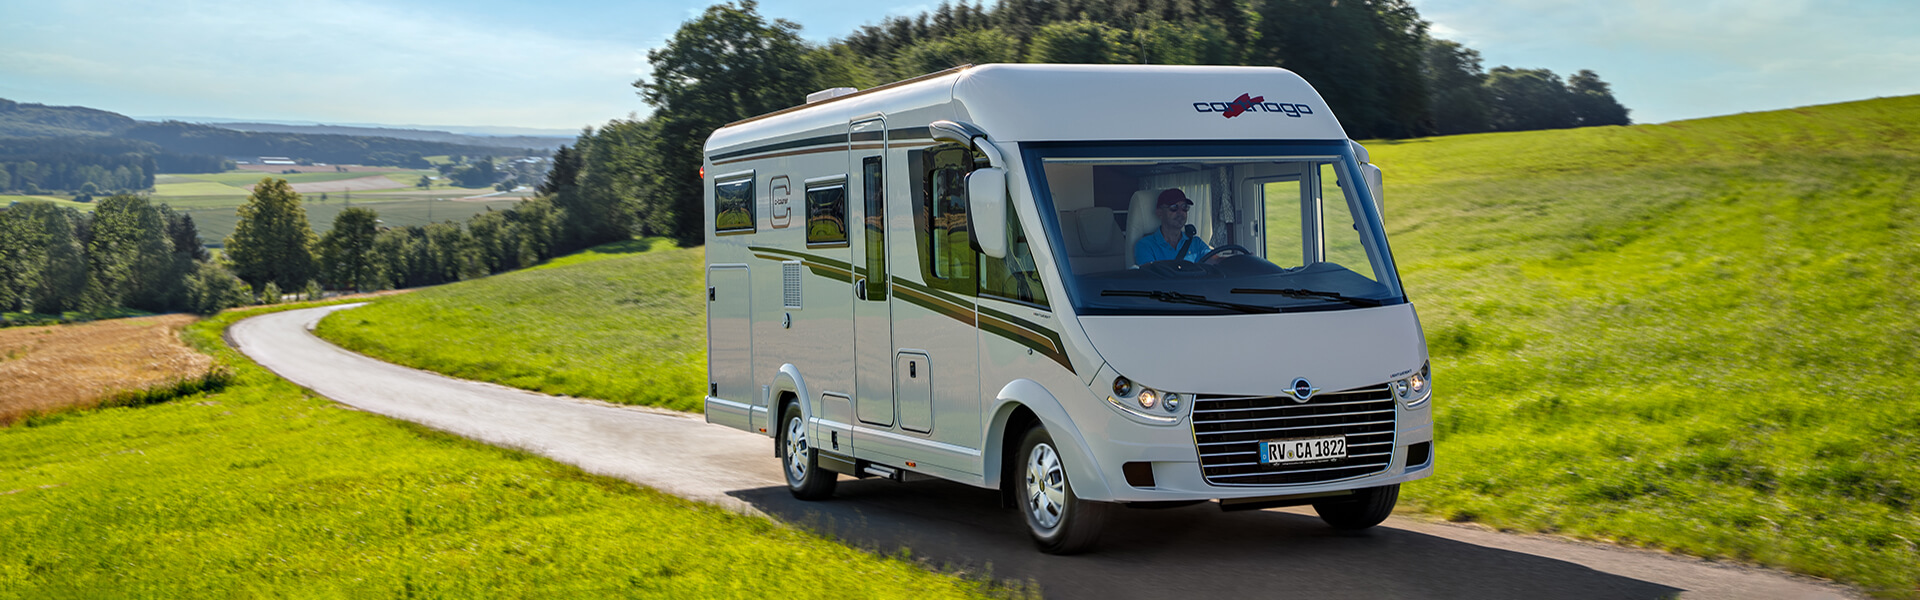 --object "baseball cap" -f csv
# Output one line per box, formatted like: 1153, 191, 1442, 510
1156, 189, 1193, 208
